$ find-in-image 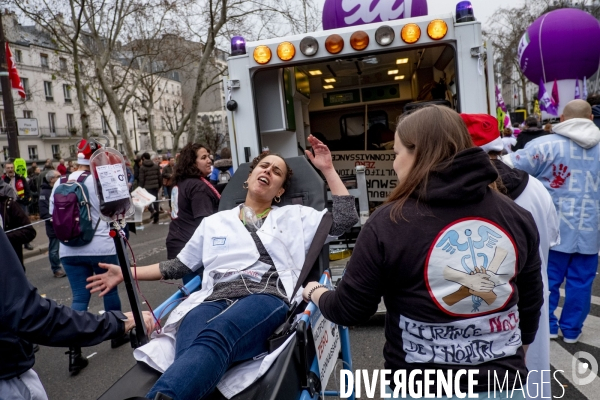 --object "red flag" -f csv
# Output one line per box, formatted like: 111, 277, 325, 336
551, 79, 559, 108
5, 43, 26, 99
